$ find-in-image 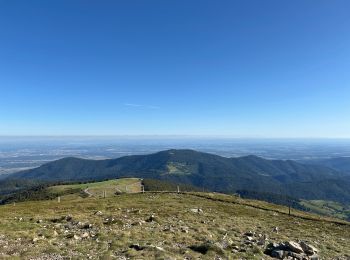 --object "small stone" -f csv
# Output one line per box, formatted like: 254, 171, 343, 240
145, 214, 157, 222
257, 238, 265, 246
232, 245, 239, 251
81, 232, 89, 239
129, 244, 144, 251
149, 245, 165, 251
80, 223, 92, 229
299, 241, 318, 255
285, 241, 303, 254
267, 242, 279, 249
244, 231, 254, 236
182, 228, 189, 233
287, 251, 303, 260
190, 208, 203, 213
271, 249, 285, 259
